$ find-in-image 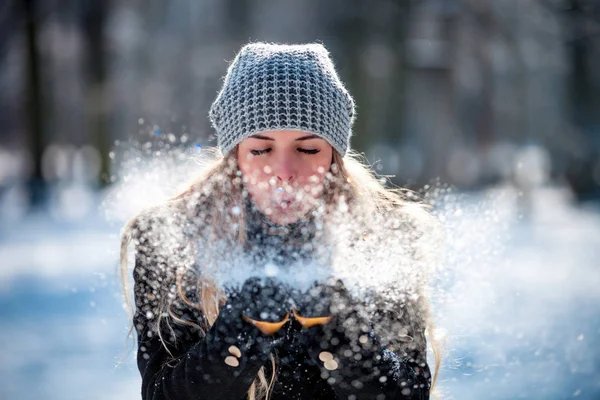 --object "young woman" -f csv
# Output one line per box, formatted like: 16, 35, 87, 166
120, 42, 441, 400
